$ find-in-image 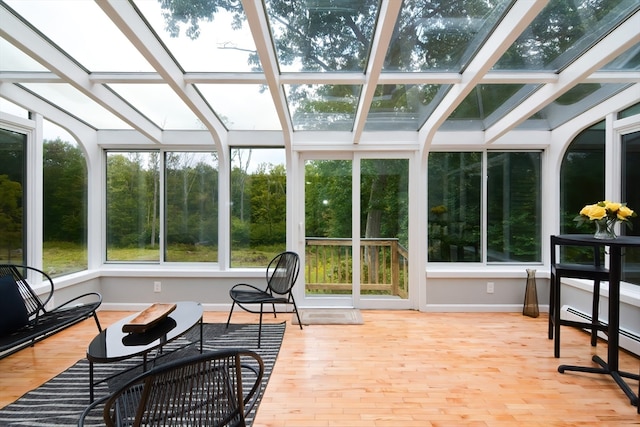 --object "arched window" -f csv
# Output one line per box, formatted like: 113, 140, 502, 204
43, 123, 88, 276
560, 119, 639, 286
559, 121, 605, 235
